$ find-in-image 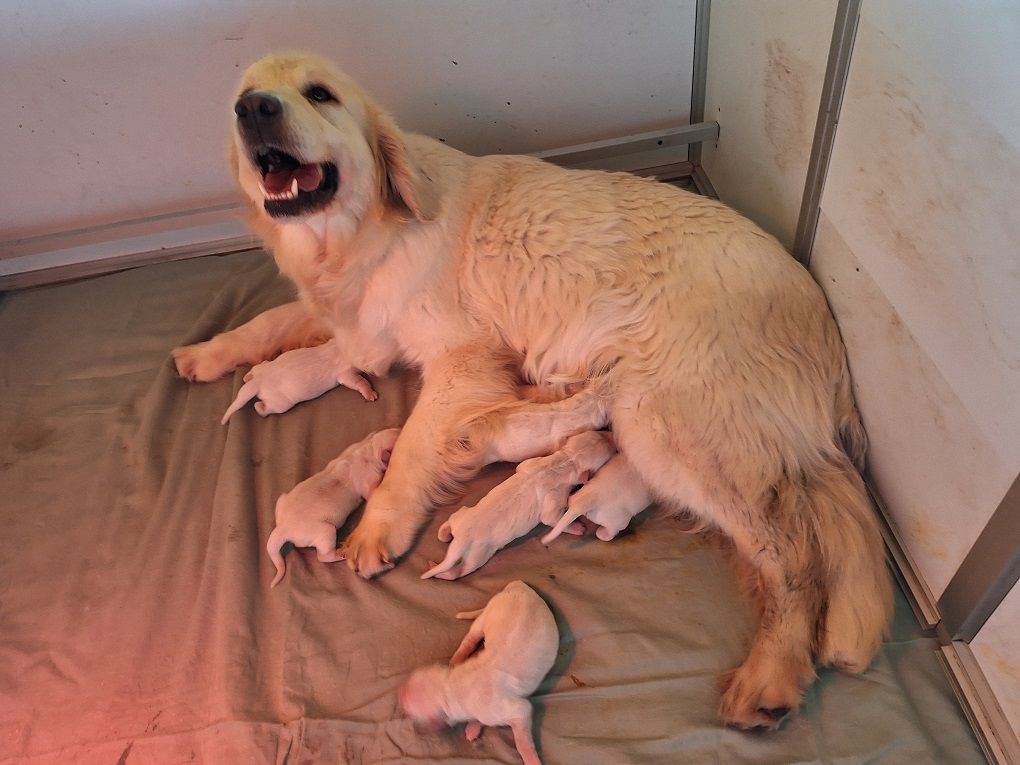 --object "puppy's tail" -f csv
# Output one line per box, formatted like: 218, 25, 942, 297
542, 498, 590, 544
805, 454, 892, 673
267, 527, 288, 588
